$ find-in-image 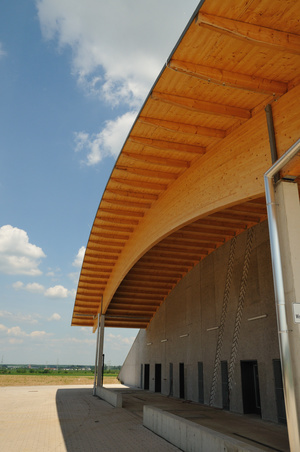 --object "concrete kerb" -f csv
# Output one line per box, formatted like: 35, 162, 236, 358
95, 386, 122, 408
143, 405, 263, 452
